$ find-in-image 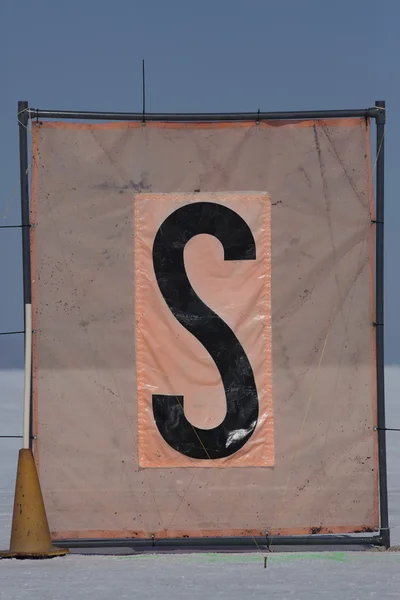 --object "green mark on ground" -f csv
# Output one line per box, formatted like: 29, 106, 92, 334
115, 551, 348, 563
